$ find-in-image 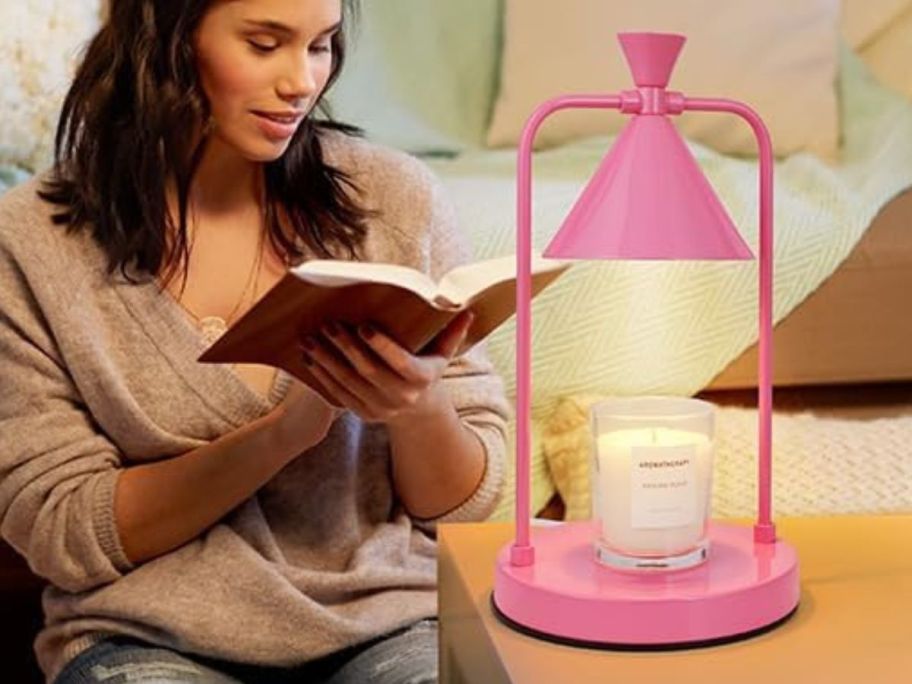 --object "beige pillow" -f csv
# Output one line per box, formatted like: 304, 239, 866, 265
843, 0, 912, 100
486, 0, 841, 159
841, 0, 909, 47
